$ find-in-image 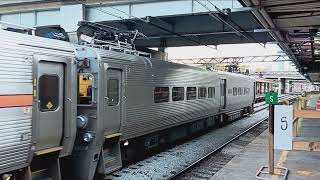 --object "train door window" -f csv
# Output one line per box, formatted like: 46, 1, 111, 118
78, 74, 93, 105
107, 79, 119, 106
39, 75, 59, 111
172, 87, 184, 101
208, 87, 215, 98
187, 87, 197, 100
238, 87, 241, 95
154, 87, 169, 103
198, 87, 207, 99
228, 89, 232, 94
245, 88, 250, 95
233, 87, 237, 96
